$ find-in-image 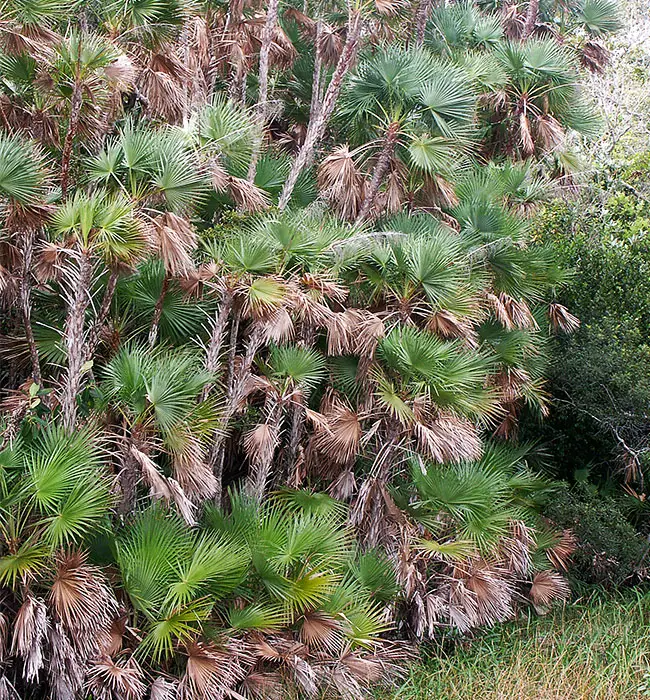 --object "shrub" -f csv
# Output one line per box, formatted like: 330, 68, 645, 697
544, 483, 648, 588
